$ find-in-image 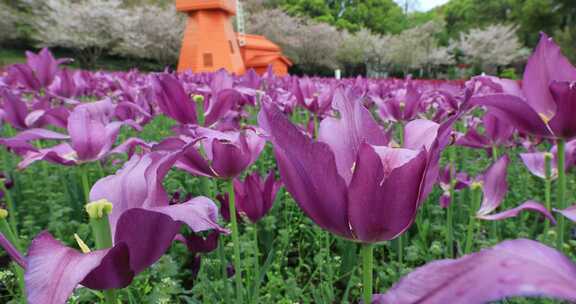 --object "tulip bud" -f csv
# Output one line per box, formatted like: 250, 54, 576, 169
85, 199, 113, 219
